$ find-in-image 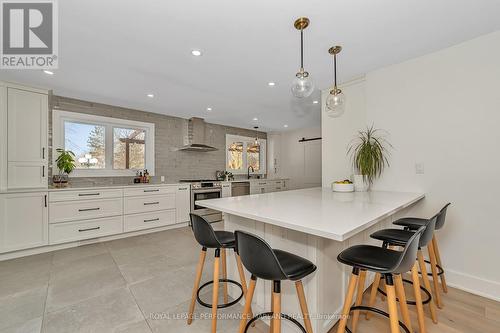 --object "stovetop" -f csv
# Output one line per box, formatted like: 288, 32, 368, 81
179, 179, 219, 183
